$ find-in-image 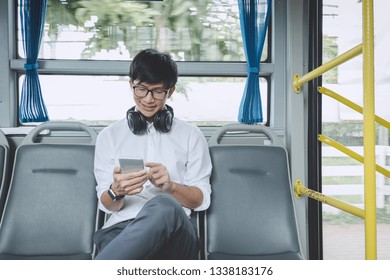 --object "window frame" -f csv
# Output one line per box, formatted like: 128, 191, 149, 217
1, 0, 284, 129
